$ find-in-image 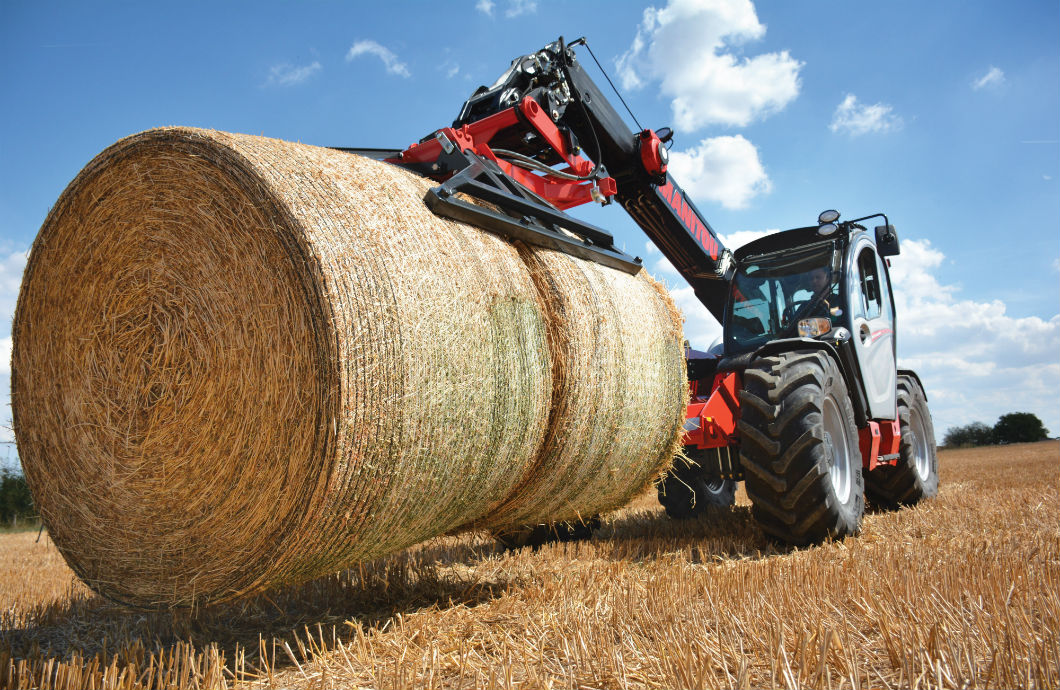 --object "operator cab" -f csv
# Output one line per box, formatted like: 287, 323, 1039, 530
726, 236, 841, 353
723, 211, 901, 420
